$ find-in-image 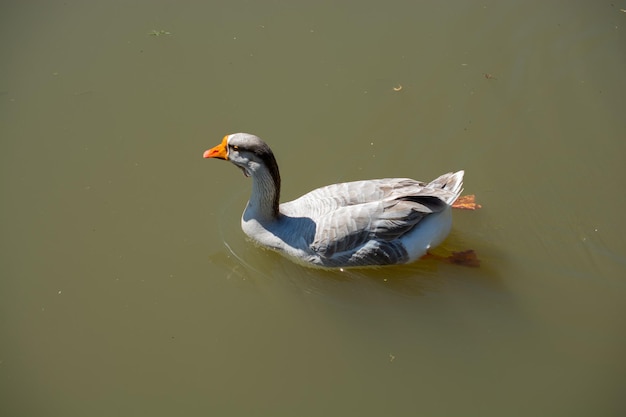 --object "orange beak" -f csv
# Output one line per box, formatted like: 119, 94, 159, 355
203, 135, 229, 159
